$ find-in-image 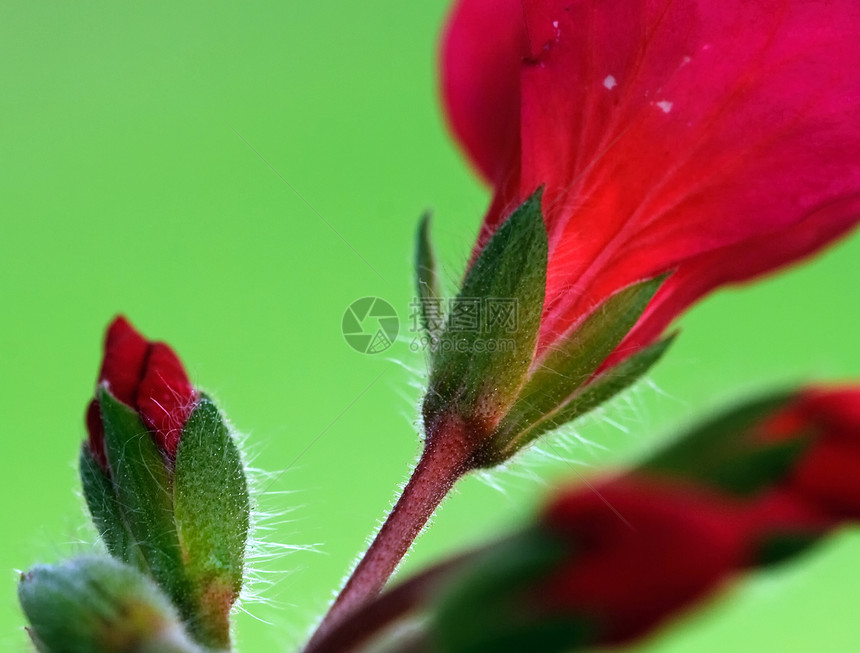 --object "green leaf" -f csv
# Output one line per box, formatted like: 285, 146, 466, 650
415, 212, 443, 346
640, 391, 809, 497
492, 276, 666, 444
425, 189, 548, 430
80, 445, 133, 563
173, 397, 250, 650
18, 556, 202, 653
477, 336, 674, 466
97, 388, 190, 615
